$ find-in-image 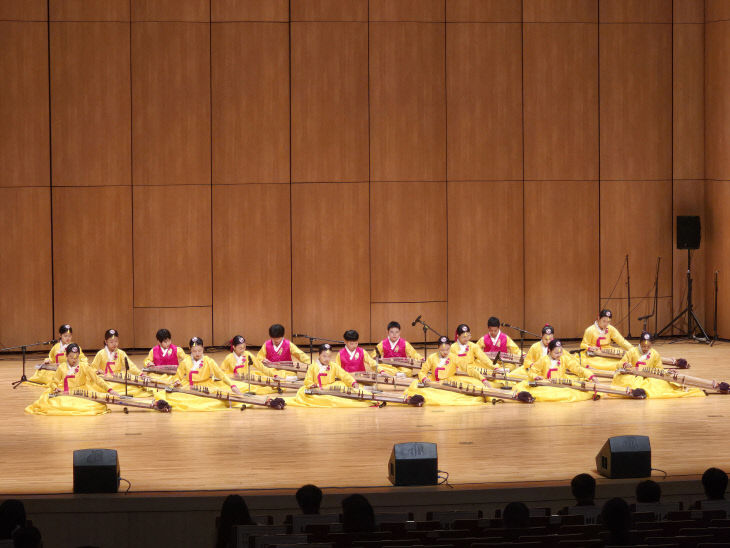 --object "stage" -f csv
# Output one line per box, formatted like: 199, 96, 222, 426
1, 340, 729, 496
